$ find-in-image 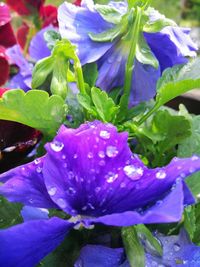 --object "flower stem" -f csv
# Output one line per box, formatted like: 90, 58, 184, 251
118, 7, 142, 122
74, 55, 86, 95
